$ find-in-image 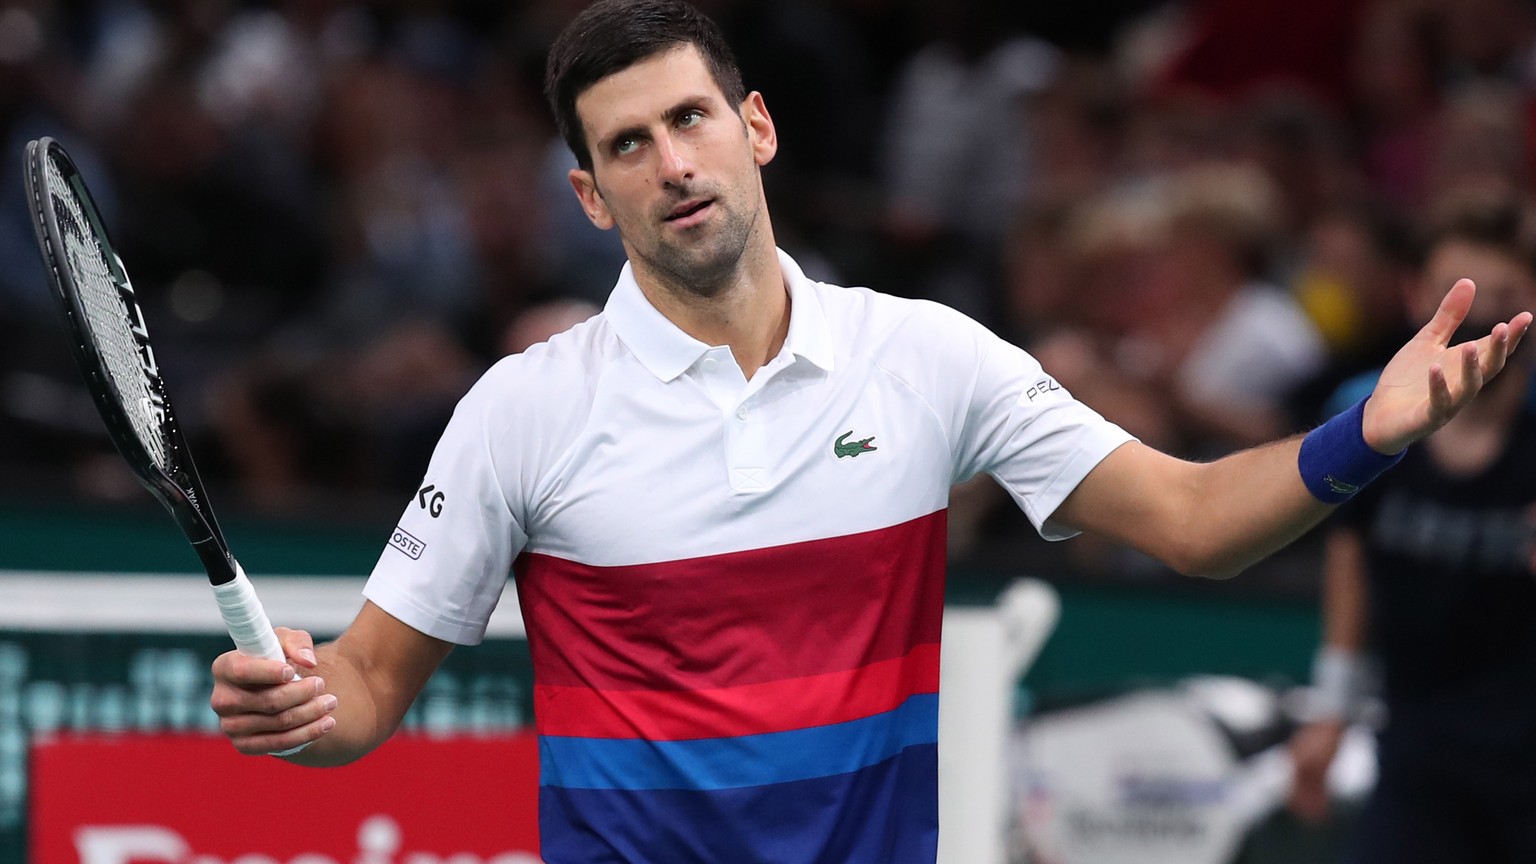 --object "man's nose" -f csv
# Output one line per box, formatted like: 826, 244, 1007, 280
656, 135, 693, 186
